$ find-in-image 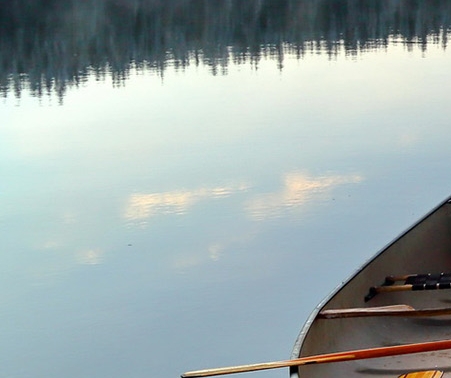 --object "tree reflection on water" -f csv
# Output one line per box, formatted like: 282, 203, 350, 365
0, 0, 450, 100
